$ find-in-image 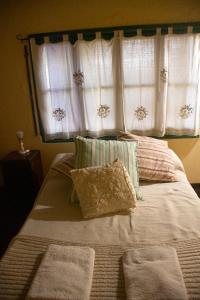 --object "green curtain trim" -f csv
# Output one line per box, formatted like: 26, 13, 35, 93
29, 22, 200, 45
43, 135, 117, 143
43, 135, 200, 143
